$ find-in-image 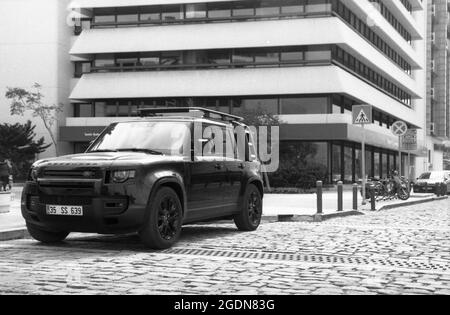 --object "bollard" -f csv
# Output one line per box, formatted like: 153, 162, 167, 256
441, 183, 447, 196
435, 183, 441, 196
369, 185, 376, 211
352, 183, 358, 211
316, 181, 323, 214
337, 181, 343, 212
